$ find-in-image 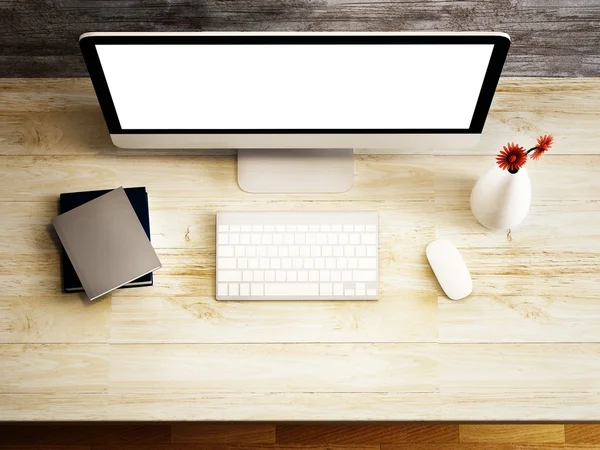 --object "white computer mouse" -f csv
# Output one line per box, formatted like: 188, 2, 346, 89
425, 239, 473, 301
